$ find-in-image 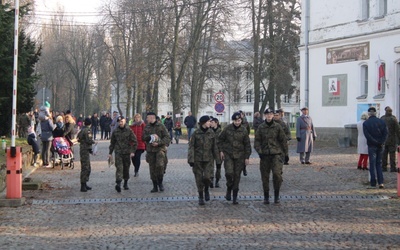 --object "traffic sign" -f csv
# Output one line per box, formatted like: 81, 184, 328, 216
214, 102, 225, 113
214, 92, 224, 103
